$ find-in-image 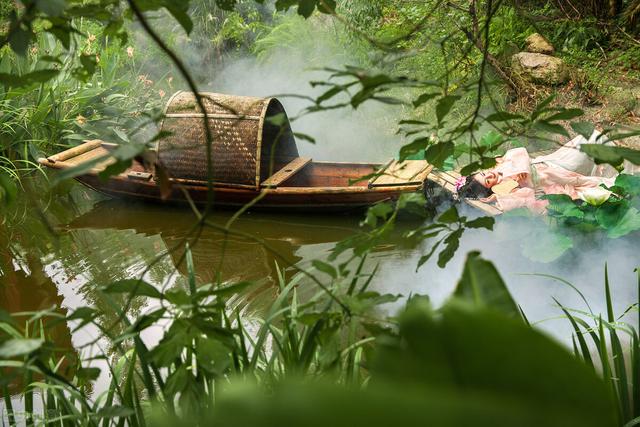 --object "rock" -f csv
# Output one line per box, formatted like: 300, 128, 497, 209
511, 52, 569, 85
525, 33, 555, 55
